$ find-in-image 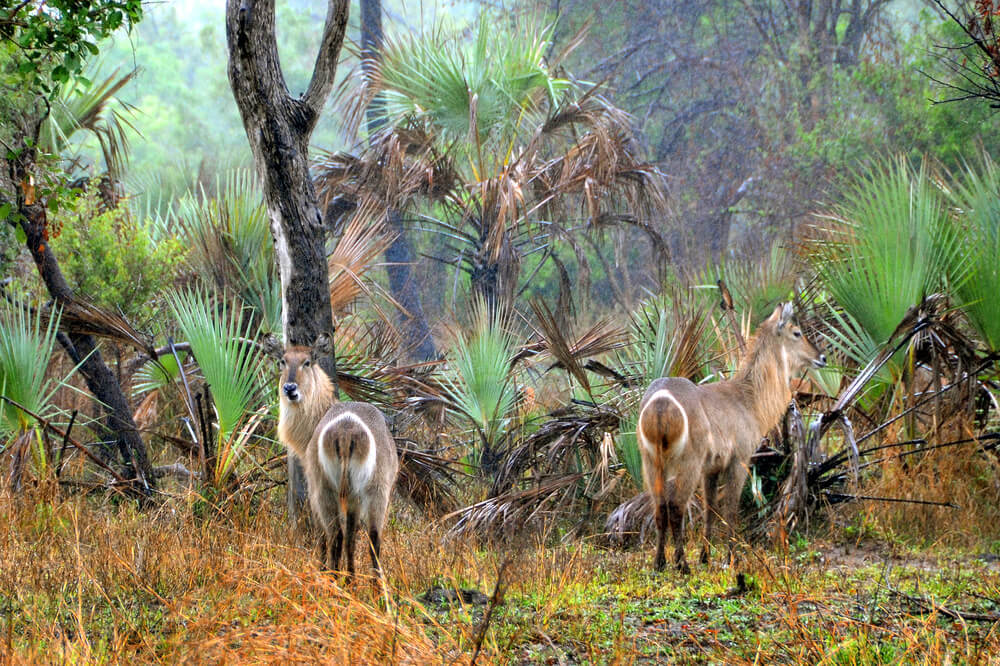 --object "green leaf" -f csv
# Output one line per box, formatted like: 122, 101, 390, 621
0, 203, 11, 221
